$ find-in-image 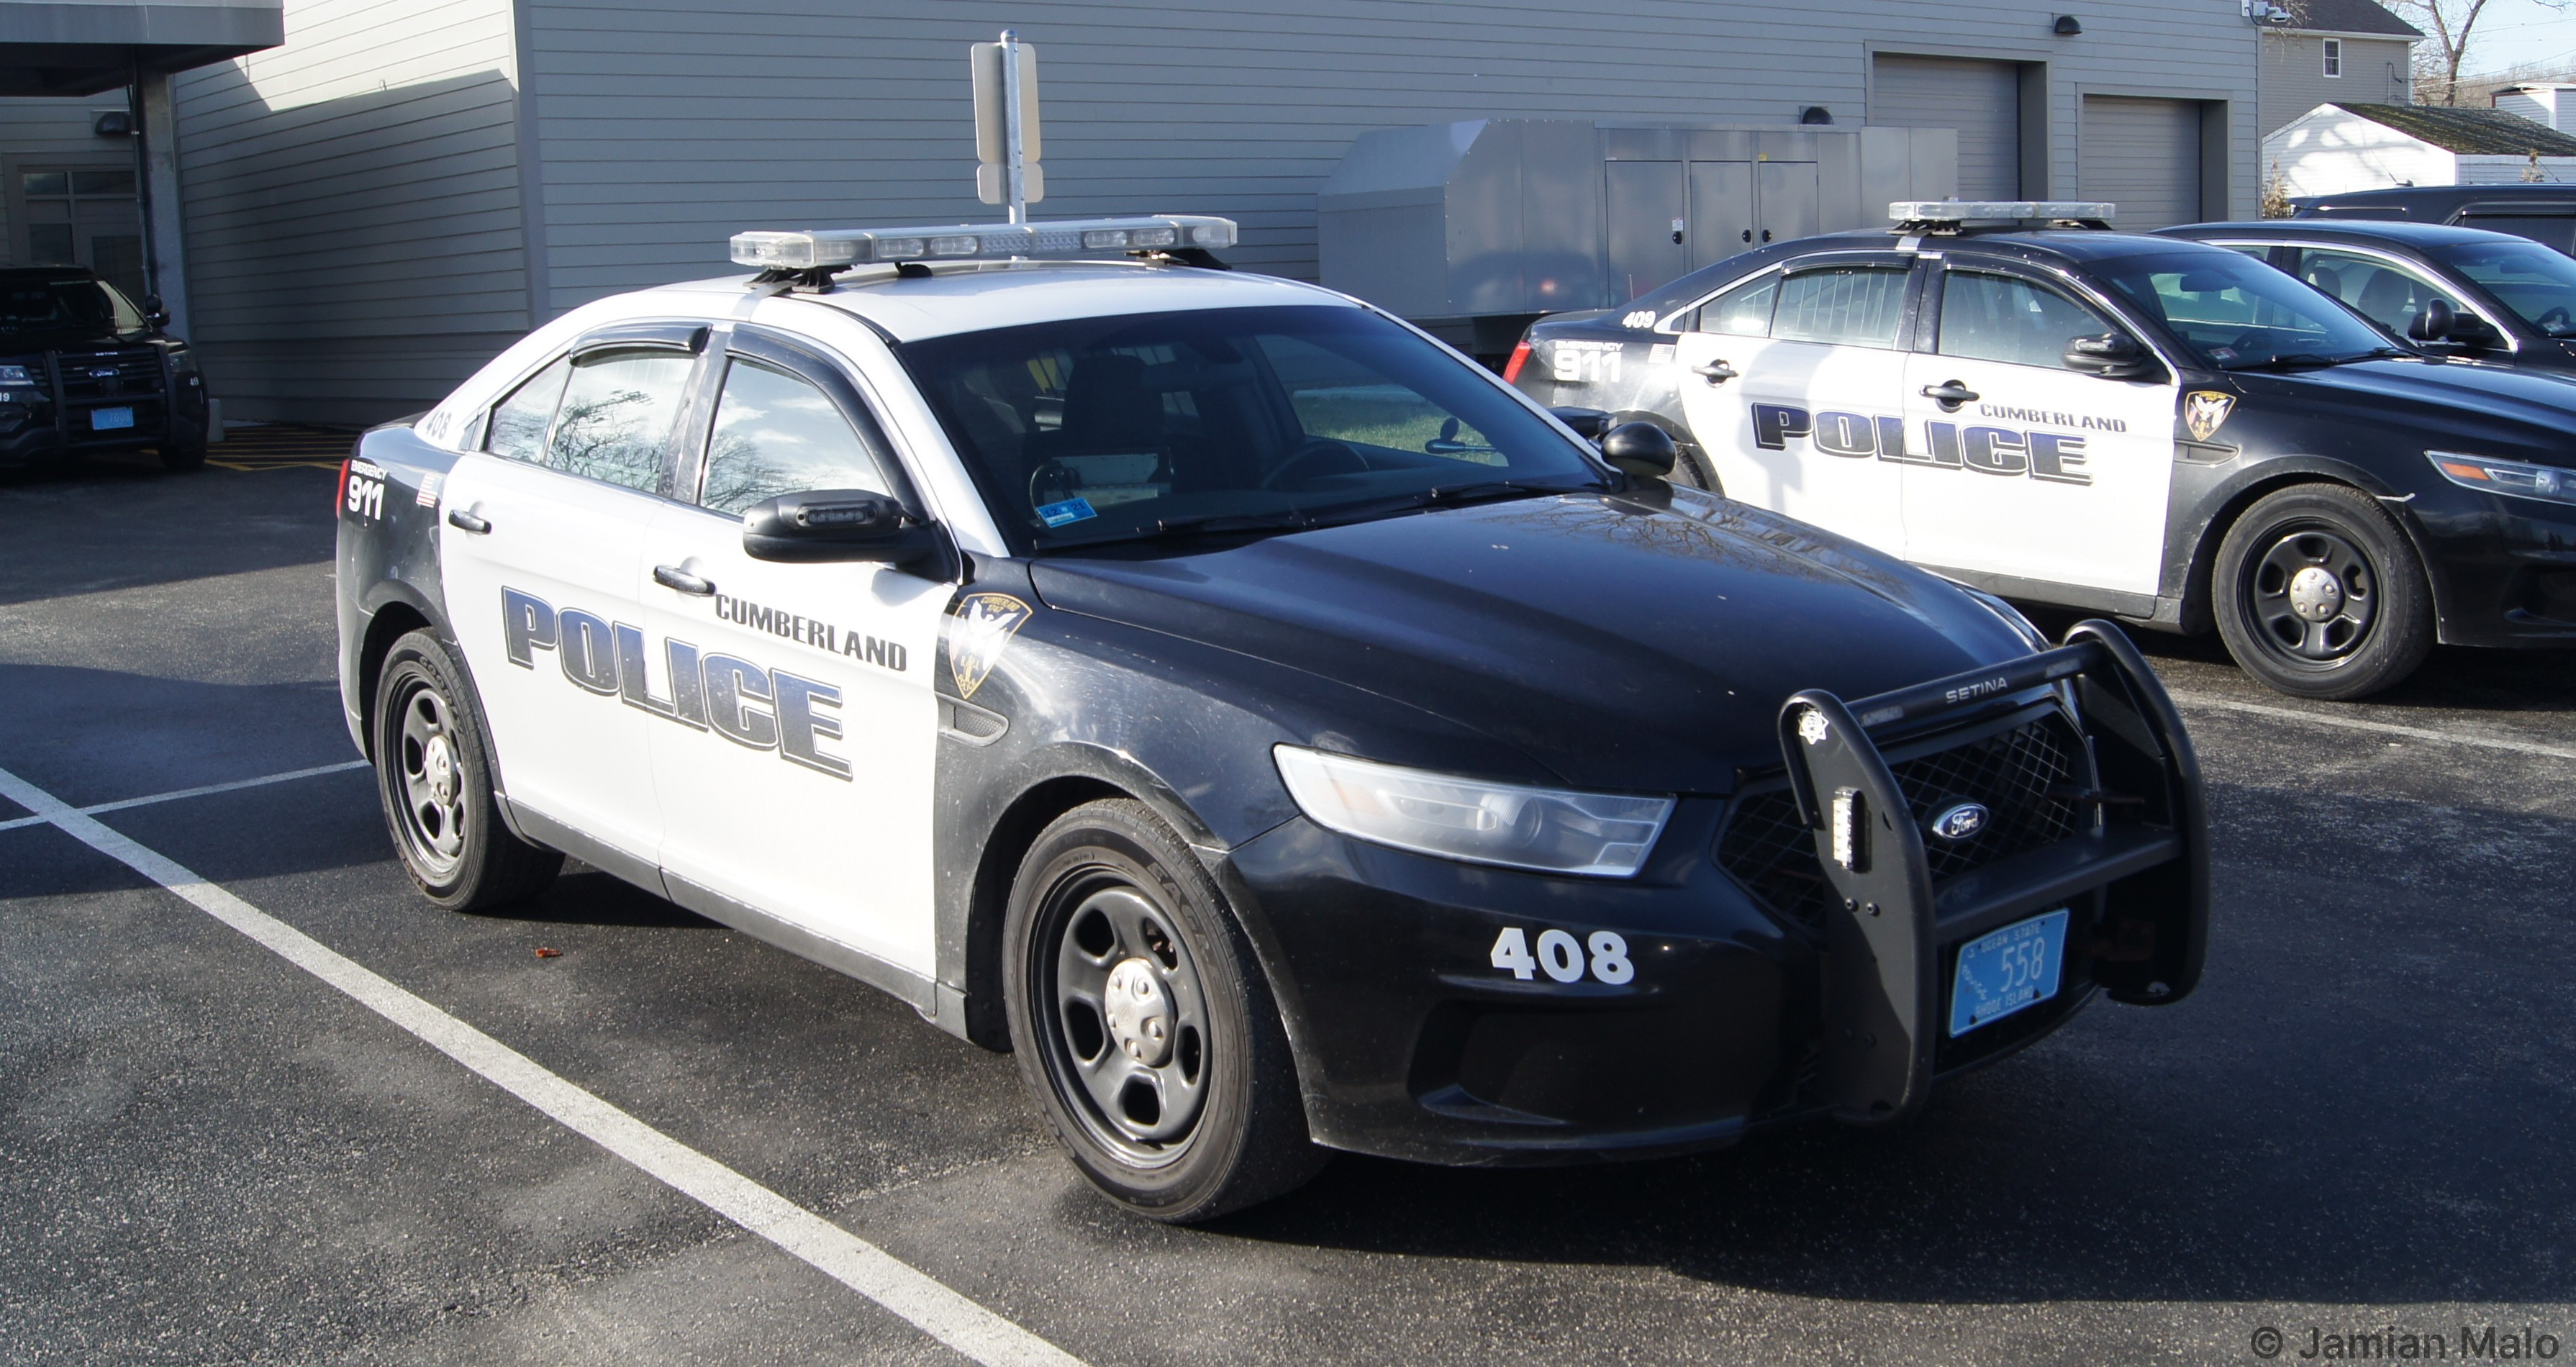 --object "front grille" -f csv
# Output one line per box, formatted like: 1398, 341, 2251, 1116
1715, 711, 2088, 927
57, 347, 162, 399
